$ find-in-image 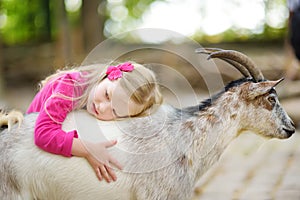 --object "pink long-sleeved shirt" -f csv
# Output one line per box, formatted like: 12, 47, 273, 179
27, 72, 84, 157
